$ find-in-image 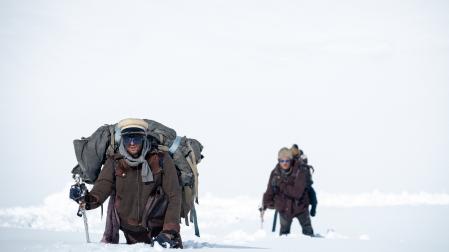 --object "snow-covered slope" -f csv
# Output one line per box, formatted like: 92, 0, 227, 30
2, 184, 448, 232
1, 185, 449, 251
